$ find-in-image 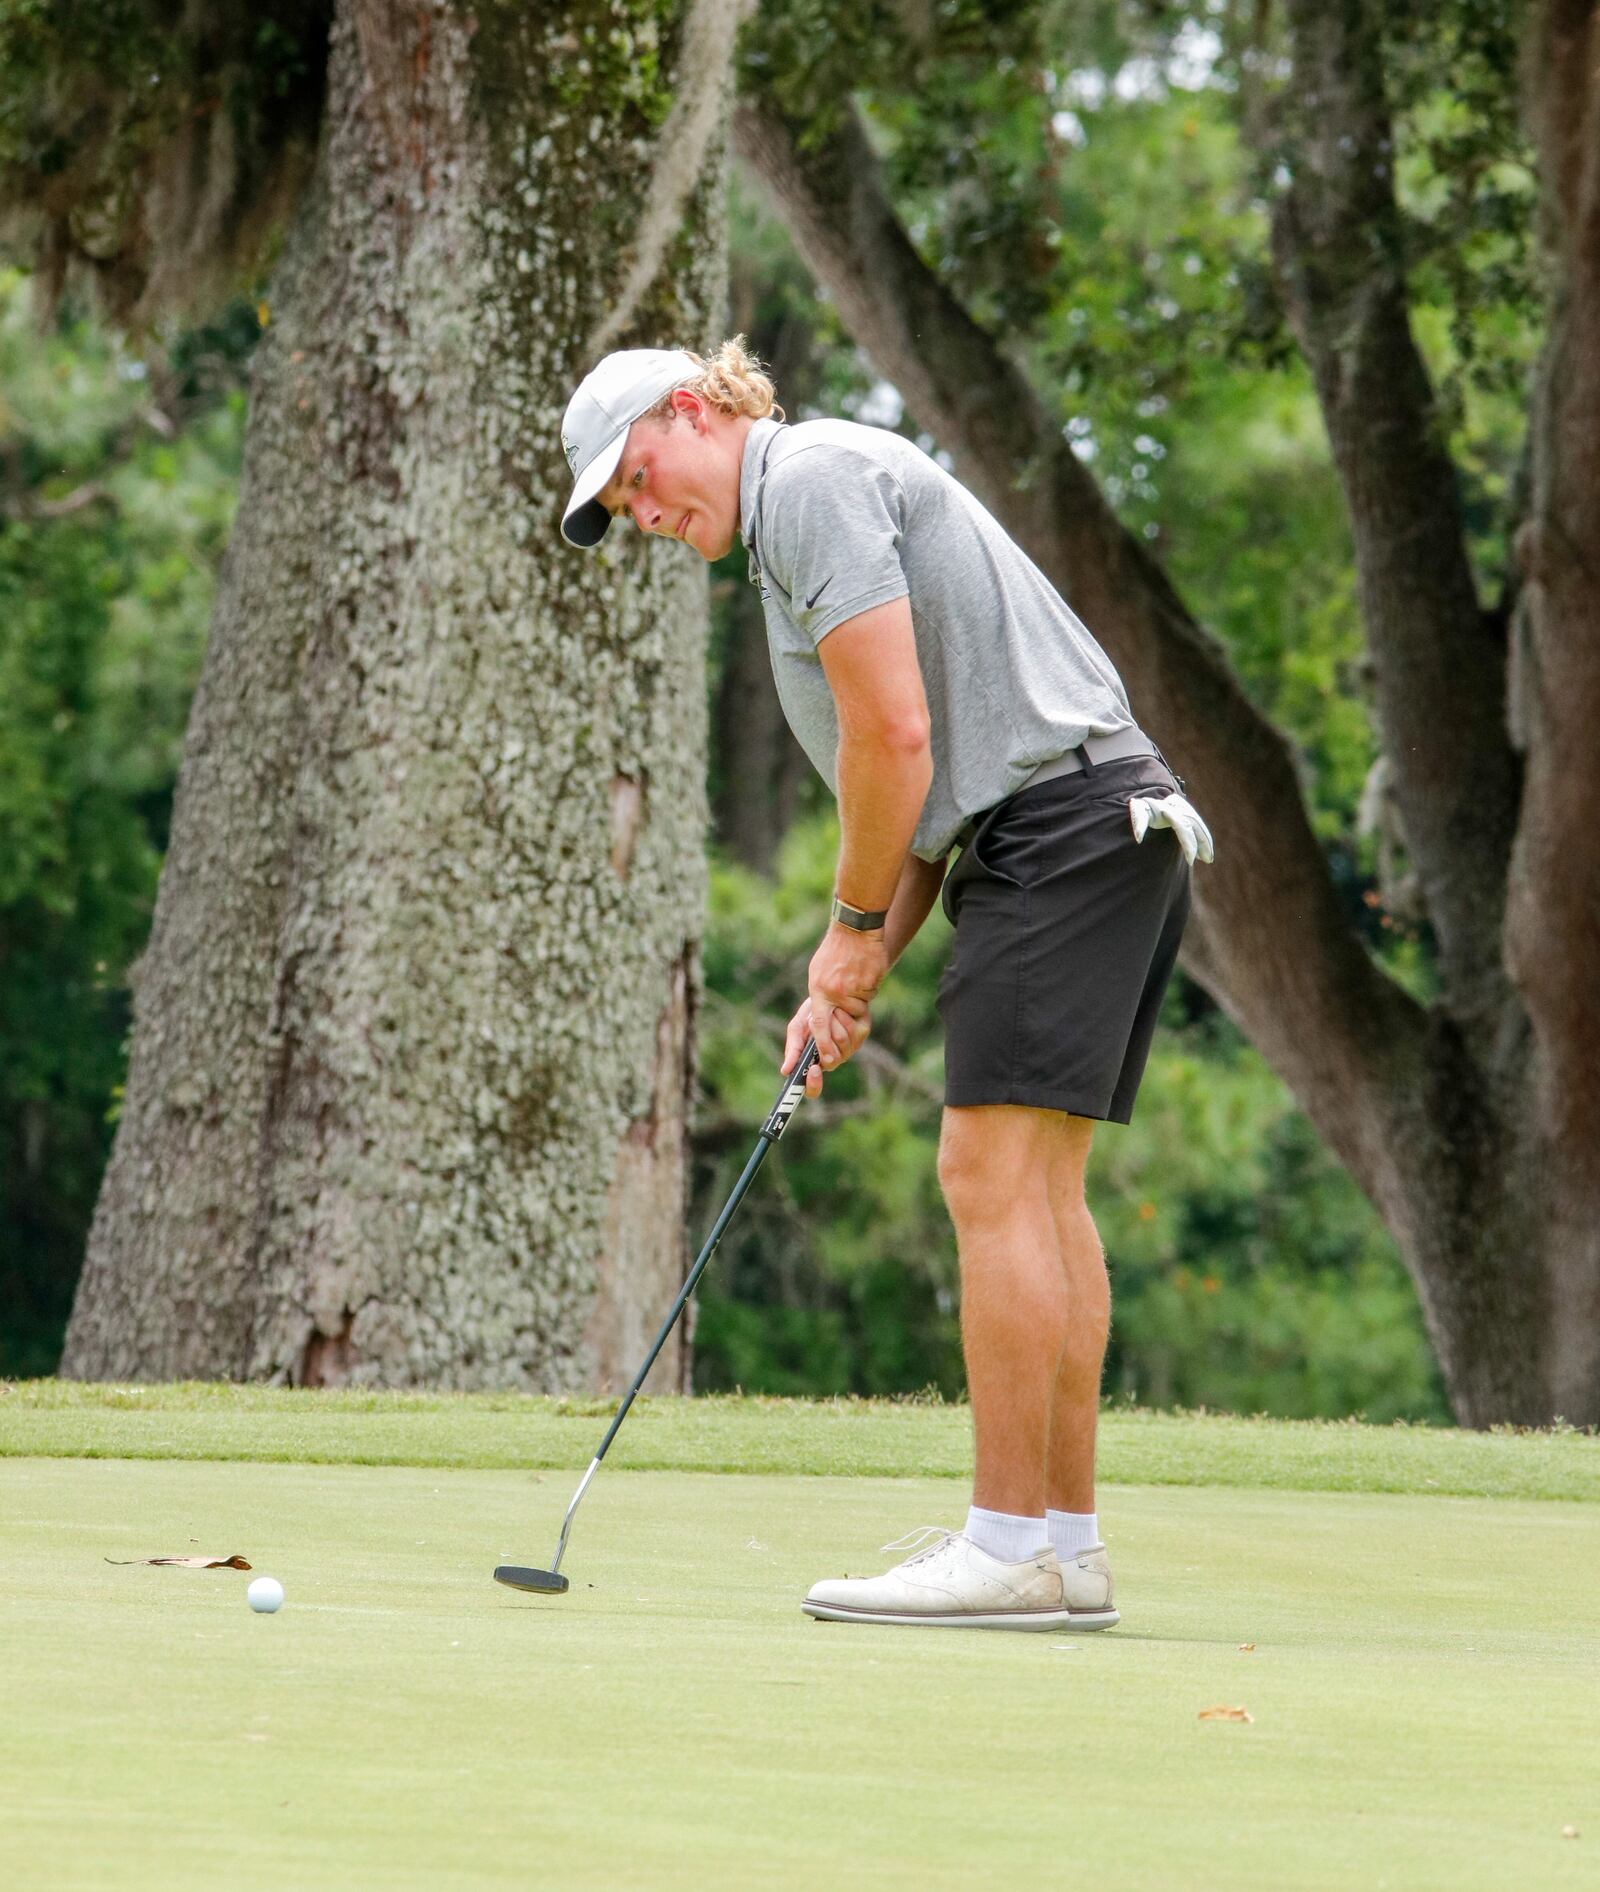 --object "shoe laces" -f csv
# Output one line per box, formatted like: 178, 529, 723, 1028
878, 1525, 956, 1566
